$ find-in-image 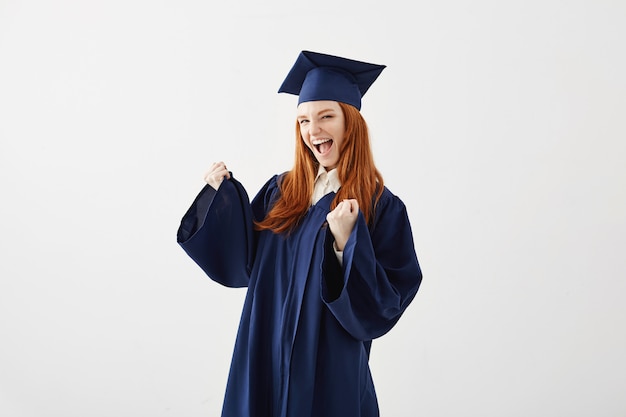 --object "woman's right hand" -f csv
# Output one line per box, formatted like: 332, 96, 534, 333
204, 161, 231, 190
